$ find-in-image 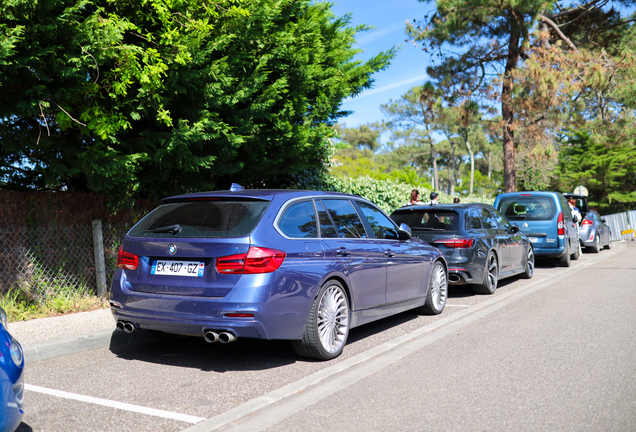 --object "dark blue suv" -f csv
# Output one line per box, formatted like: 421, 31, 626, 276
493, 191, 580, 267
110, 188, 448, 360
